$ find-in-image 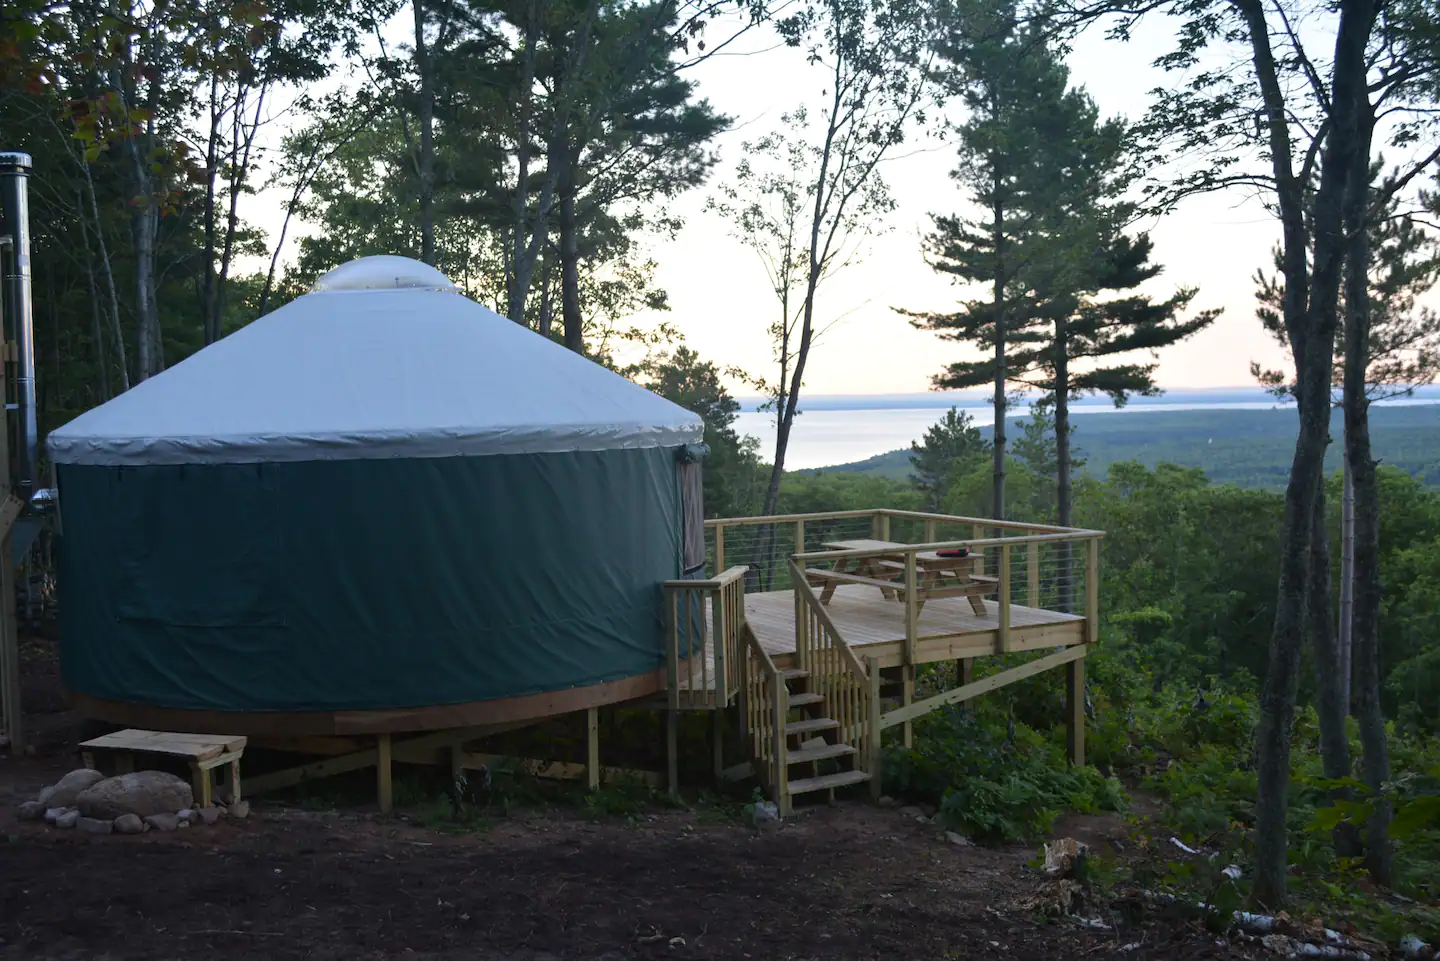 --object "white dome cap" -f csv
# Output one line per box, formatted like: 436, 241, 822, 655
311, 255, 458, 293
